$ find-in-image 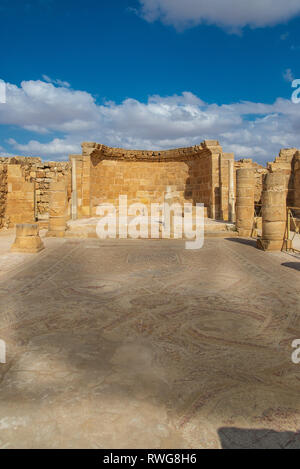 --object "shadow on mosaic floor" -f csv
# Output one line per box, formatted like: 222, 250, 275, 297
281, 262, 300, 272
